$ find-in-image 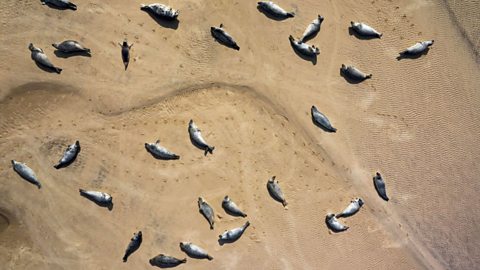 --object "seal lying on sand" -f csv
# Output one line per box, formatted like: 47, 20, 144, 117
118, 39, 133, 70
222, 196, 247, 217
211, 24, 240, 50
340, 64, 372, 81
219, 221, 250, 243
41, 0, 77, 10
267, 176, 287, 207
29, 43, 62, 74
179, 242, 213, 260
350, 21, 382, 38
149, 254, 186, 267
257, 1, 294, 19
198, 197, 215, 229
326, 213, 349, 232
311, 105, 336, 133
52, 40, 90, 54
79, 189, 112, 206
140, 3, 179, 20
188, 120, 215, 156
373, 172, 389, 201
289, 35, 320, 57
11, 160, 41, 189
145, 140, 180, 160
398, 40, 434, 58
300, 15, 324, 42
336, 198, 364, 218
54, 140, 80, 169
123, 231, 142, 262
